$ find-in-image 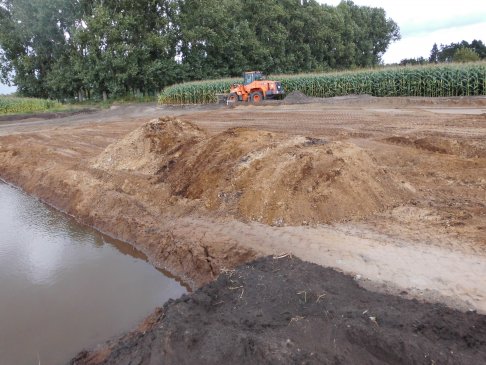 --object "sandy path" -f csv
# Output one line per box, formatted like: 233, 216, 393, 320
169, 216, 486, 313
